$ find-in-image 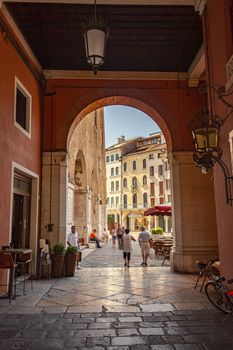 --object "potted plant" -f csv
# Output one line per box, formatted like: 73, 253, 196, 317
52, 243, 65, 277
65, 246, 78, 277
152, 227, 163, 235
